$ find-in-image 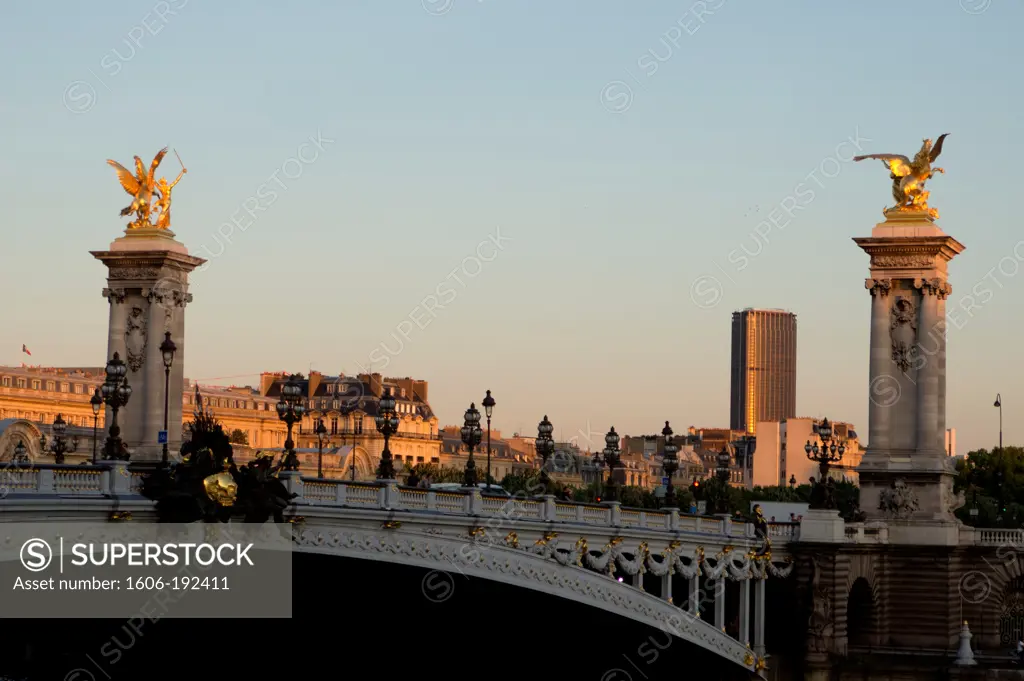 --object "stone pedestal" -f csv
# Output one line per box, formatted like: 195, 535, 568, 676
853, 211, 964, 543
798, 509, 846, 543
91, 228, 205, 462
